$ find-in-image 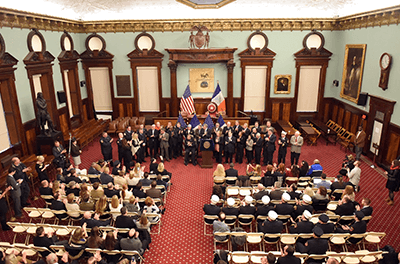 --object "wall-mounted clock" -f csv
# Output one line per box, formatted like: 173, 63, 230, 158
379, 52, 392, 90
